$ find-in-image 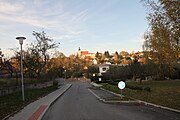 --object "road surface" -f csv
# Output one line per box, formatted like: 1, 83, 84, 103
42, 81, 180, 120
